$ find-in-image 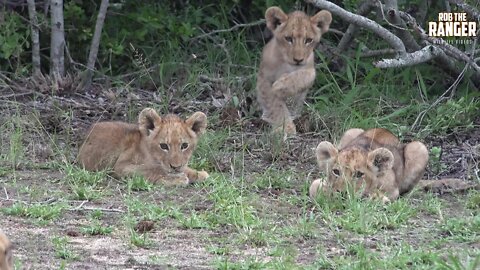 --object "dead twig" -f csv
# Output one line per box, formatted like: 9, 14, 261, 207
411, 64, 468, 130
68, 205, 124, 213
192, 19, 265, 40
